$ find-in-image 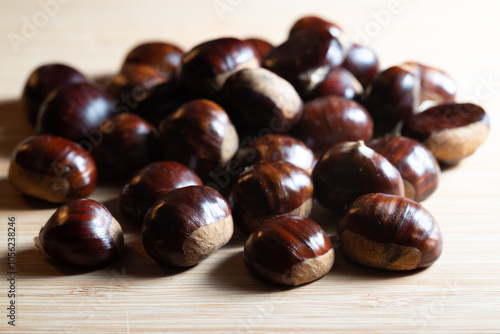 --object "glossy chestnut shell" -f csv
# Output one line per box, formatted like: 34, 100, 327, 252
339, 193, 443, 270
8, 135, 97, 203
142, 186, 233, 267
37, 199, 124, 268
289, 15, 343, 38
244, 215, 334, 286
120, 161, 203, 223
123, 41, 184, 78
244, 38, 273, 62
342, 44, 380, 88
307, 68, 363, 101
